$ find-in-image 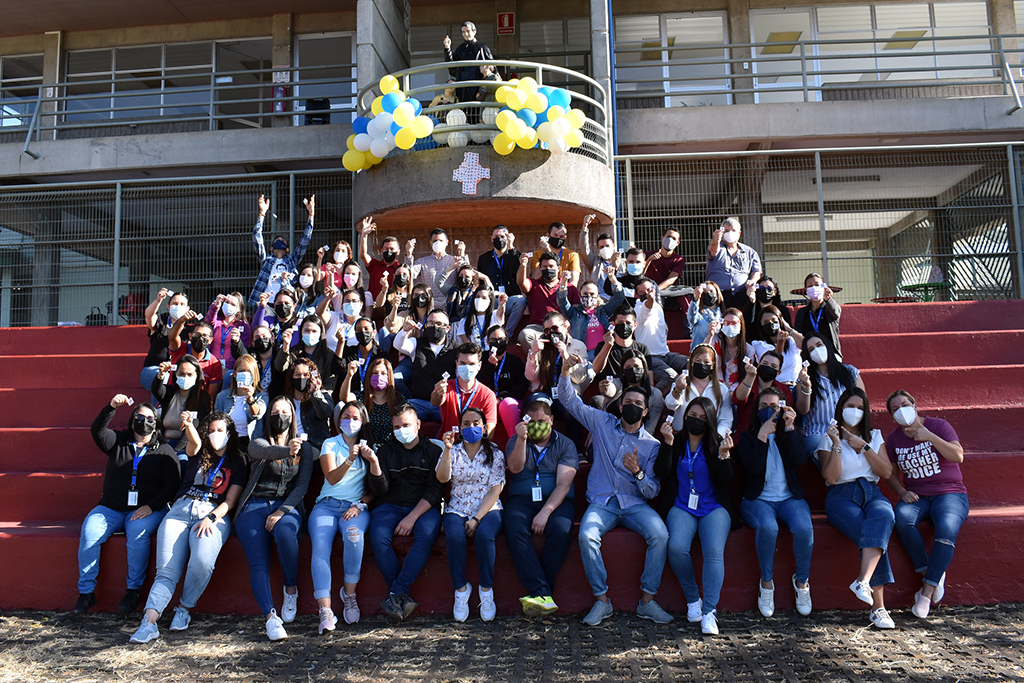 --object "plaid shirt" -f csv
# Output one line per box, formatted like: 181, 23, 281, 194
247, 216, 315, 307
